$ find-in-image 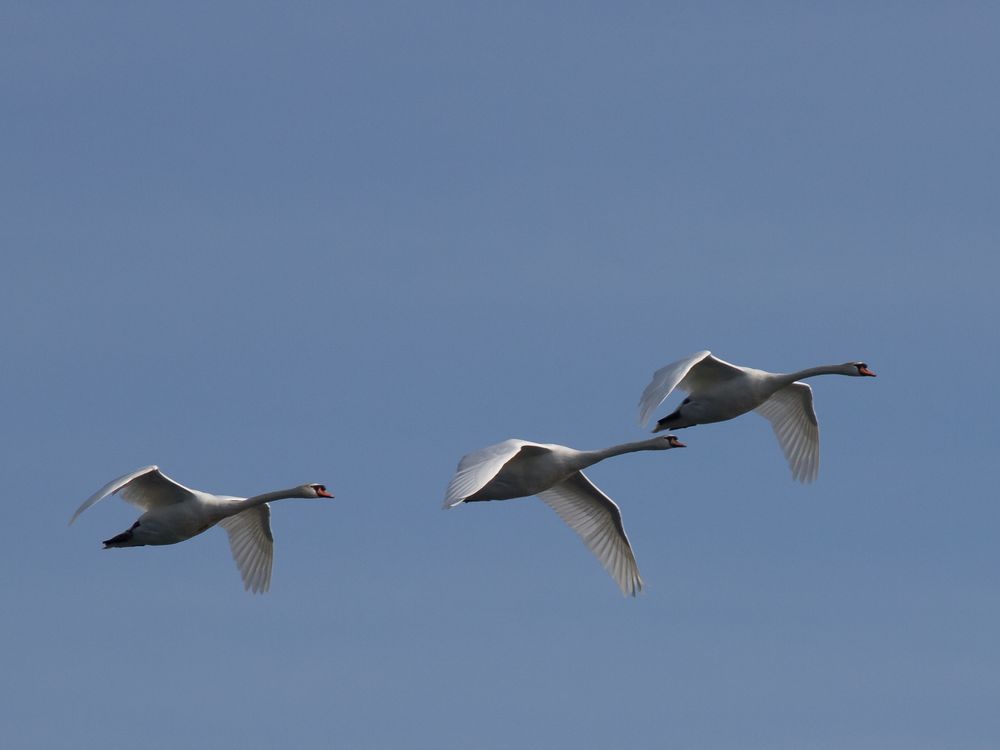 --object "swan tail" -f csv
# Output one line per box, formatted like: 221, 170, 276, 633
653, 409, 683, 432
103, 521, 141, 548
